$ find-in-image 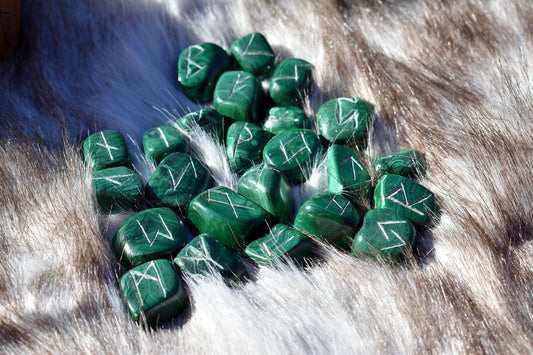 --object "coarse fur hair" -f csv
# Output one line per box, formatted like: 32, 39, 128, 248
0, 0, 532, 353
